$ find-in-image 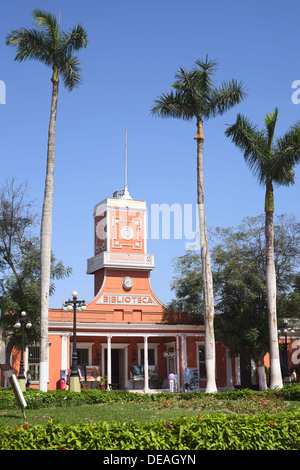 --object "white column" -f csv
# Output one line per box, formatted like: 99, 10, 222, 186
61, 334, 69, 371
107, 335, 112, 388
181, 334, 187, 387
144, 335, 150, 393
226, 347, 233, 389
176, 335, 180, 391
235, 356, 241, 386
